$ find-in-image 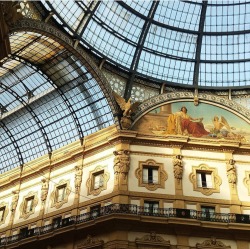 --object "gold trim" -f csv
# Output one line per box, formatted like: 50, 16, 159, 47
50, 179, 71, 209
86, 166, 110, 196
135, 159, 167, 191
19, 192, 38, 219
189, 164, 222, 196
